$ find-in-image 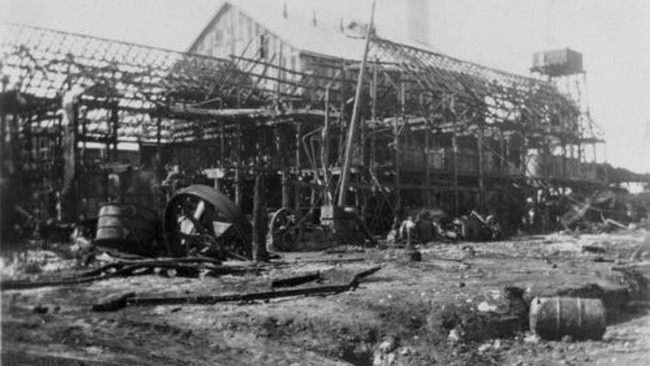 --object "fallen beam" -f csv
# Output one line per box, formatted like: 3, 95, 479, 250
93, 266, 382, 311
271, 272, 321, 288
